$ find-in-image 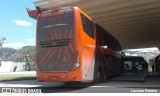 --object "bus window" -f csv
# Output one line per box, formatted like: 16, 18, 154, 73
80, 14, 94, 39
